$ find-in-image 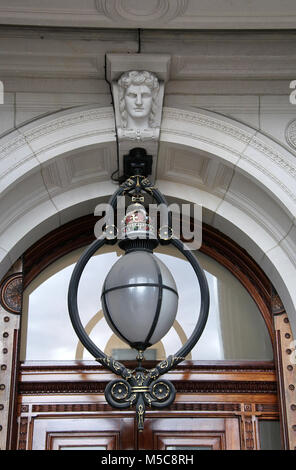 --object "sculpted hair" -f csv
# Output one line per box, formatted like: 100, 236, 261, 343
118, 71, 159, 128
